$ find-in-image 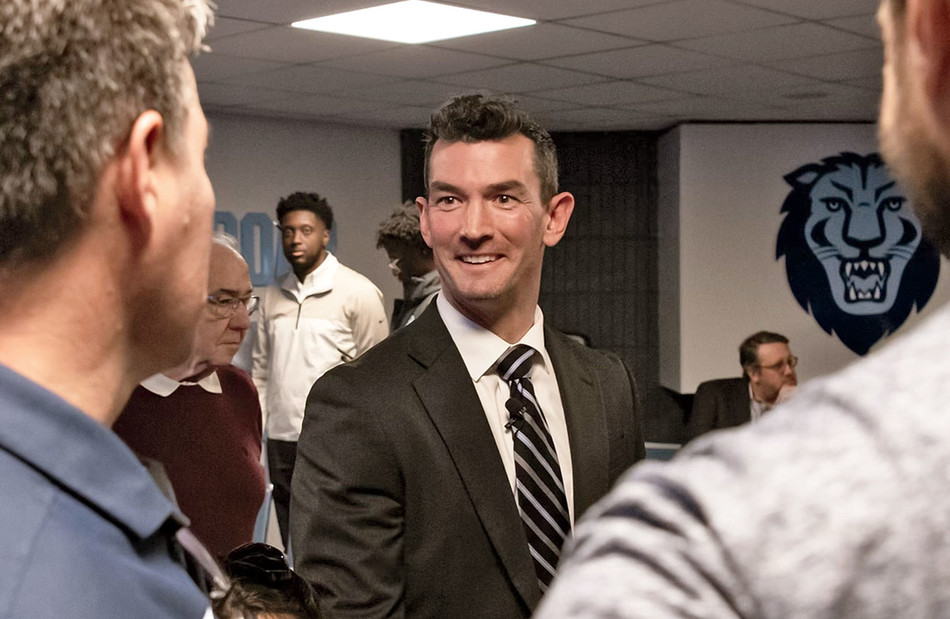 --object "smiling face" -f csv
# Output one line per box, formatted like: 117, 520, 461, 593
418, 134, 573, 337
